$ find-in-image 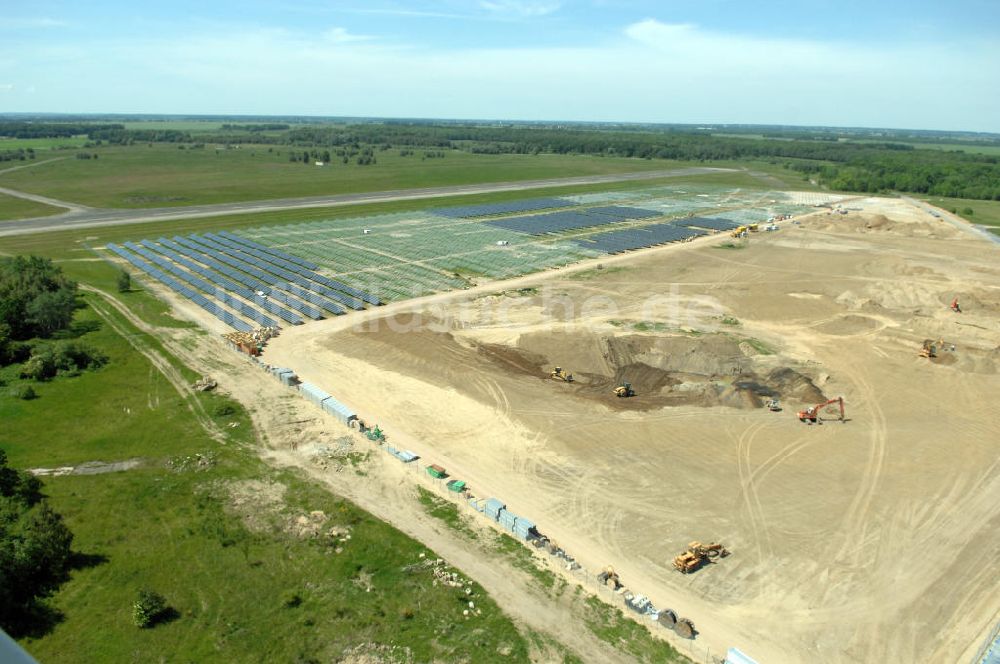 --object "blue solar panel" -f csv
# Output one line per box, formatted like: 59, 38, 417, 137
432, 197, 574, 219
207, 232, 380, 306
188, 235, 361, 311
573, 223, 705, 254
484, 206, 662, 236
219, 231, 382, 306
675, 217, 741, 231
107, 244, 253, 332
122, 242, 286, 327
216, 230, 320, 270
174, 236, 328, 320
